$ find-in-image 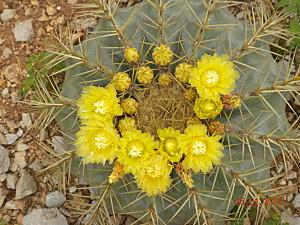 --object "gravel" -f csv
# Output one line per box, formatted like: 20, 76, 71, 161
23, 208, 69, 225
0, 145, 10, 174
12, 19, 34, 42
21, 113, 32, 129
15, 170, 37, 199
14, 151, 27, 168
0, 9, 16, 22
6, 173, 18, 189
0, 188, 8, 208
5, 133, 18, 144
45, 191, 66, 208
52, 136, 66, 154
292, 194, 300, 208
